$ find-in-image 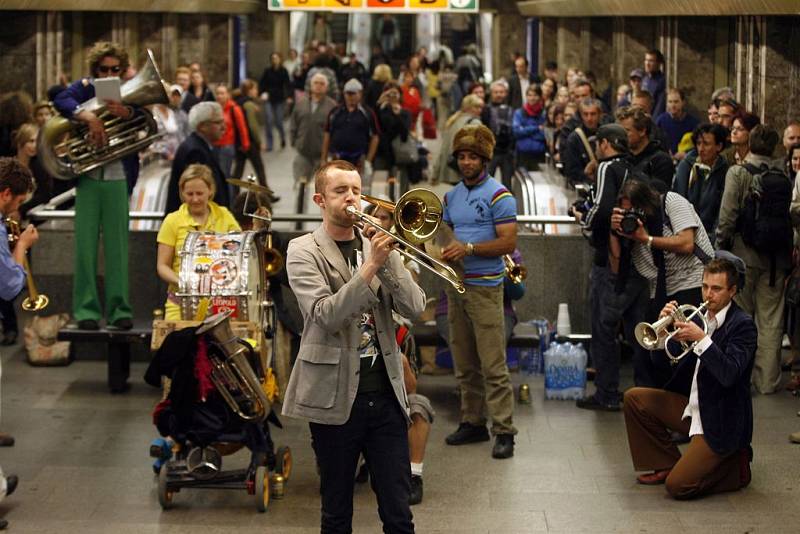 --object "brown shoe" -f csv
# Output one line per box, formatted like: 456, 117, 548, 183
636, 469, 671, 485
0, 433, 14, 447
